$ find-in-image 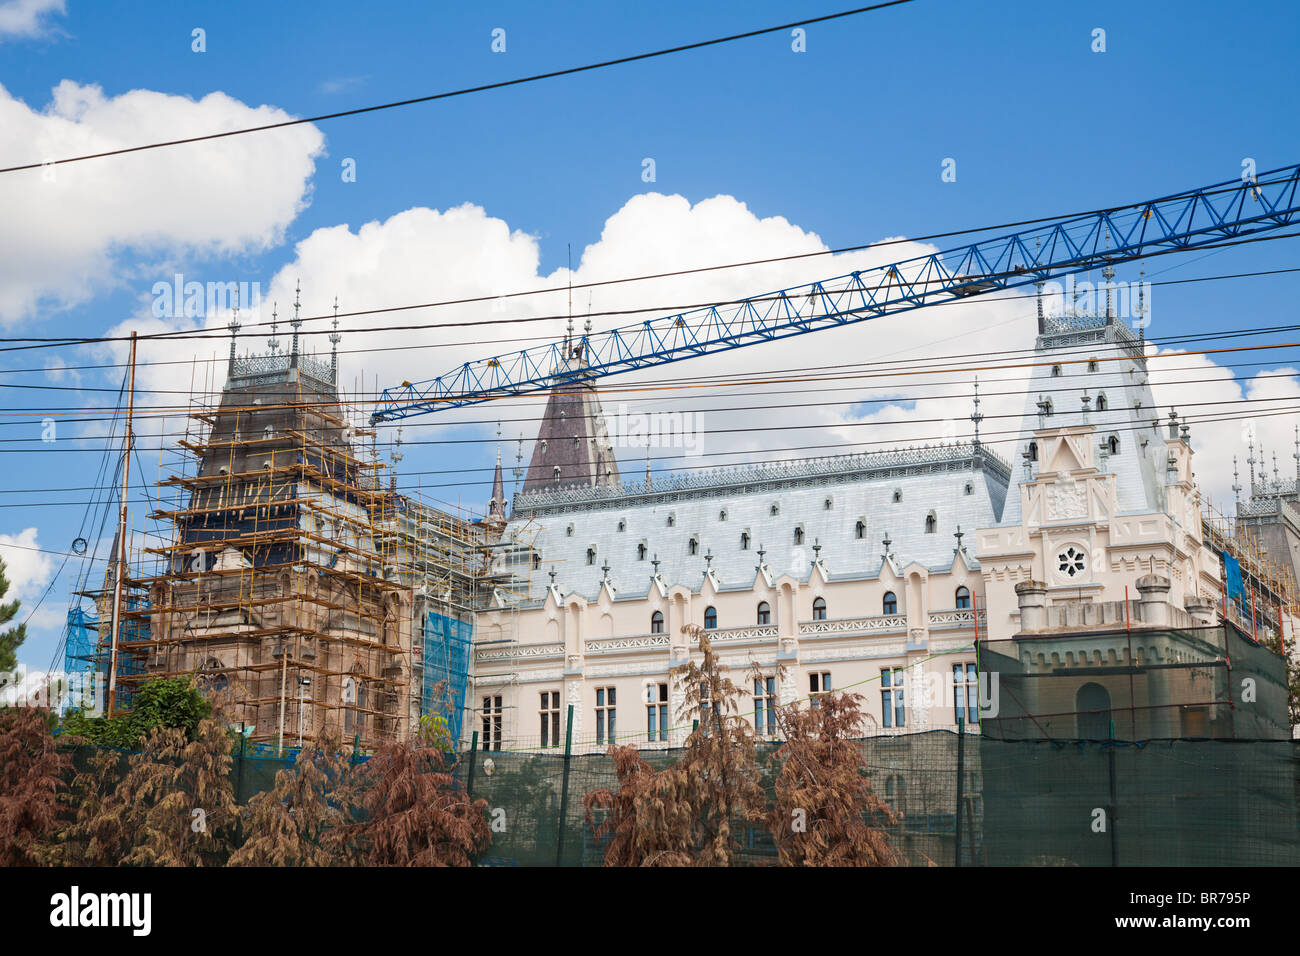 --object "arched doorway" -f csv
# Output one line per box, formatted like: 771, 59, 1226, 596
1076, 682, 1112, 739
